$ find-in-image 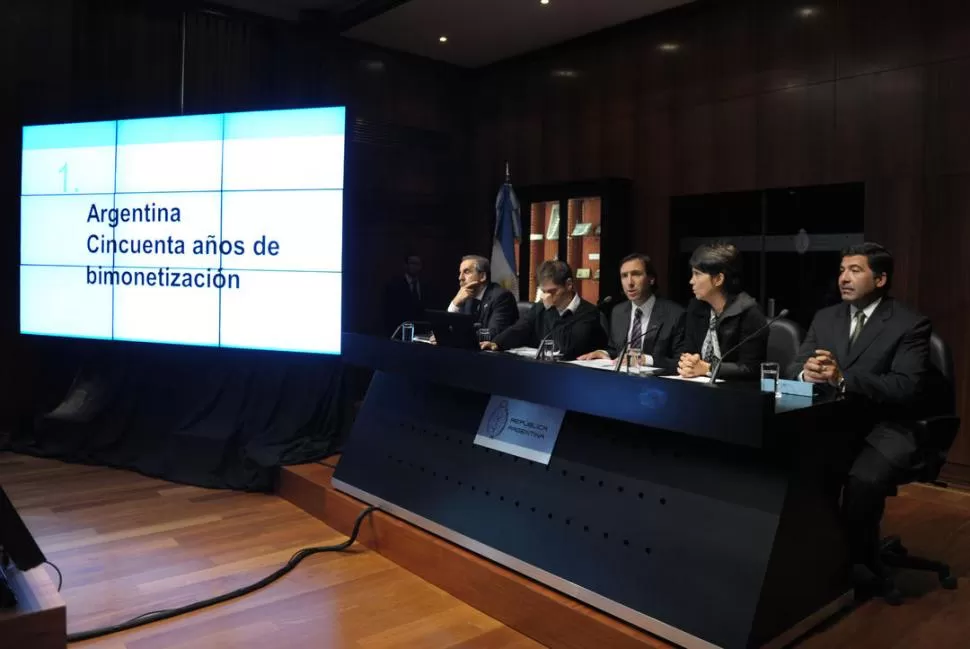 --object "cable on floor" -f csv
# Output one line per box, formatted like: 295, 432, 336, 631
66, 504, 378, 643
44, 560, 62, 592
